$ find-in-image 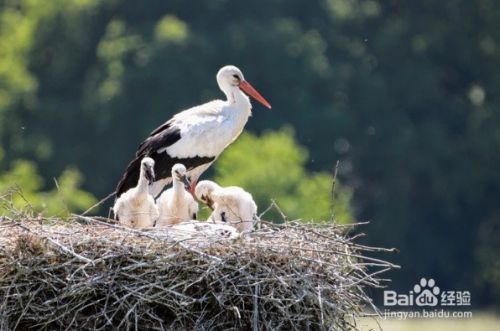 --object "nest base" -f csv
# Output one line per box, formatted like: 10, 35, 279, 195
0, 217, 395, 330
